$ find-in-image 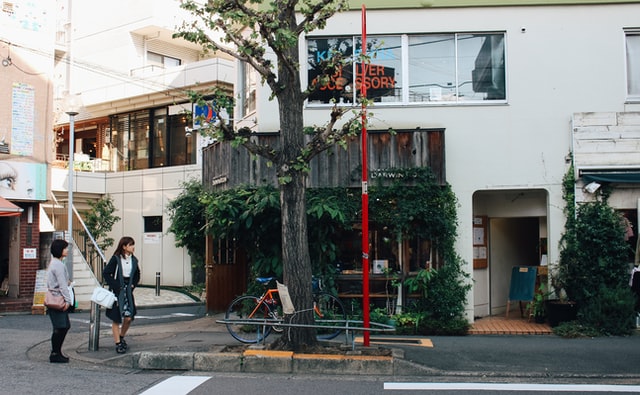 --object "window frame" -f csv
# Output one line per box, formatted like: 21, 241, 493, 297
147, 51, 182, 68
625, 29, 640, 102
305, 31, 507, 108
